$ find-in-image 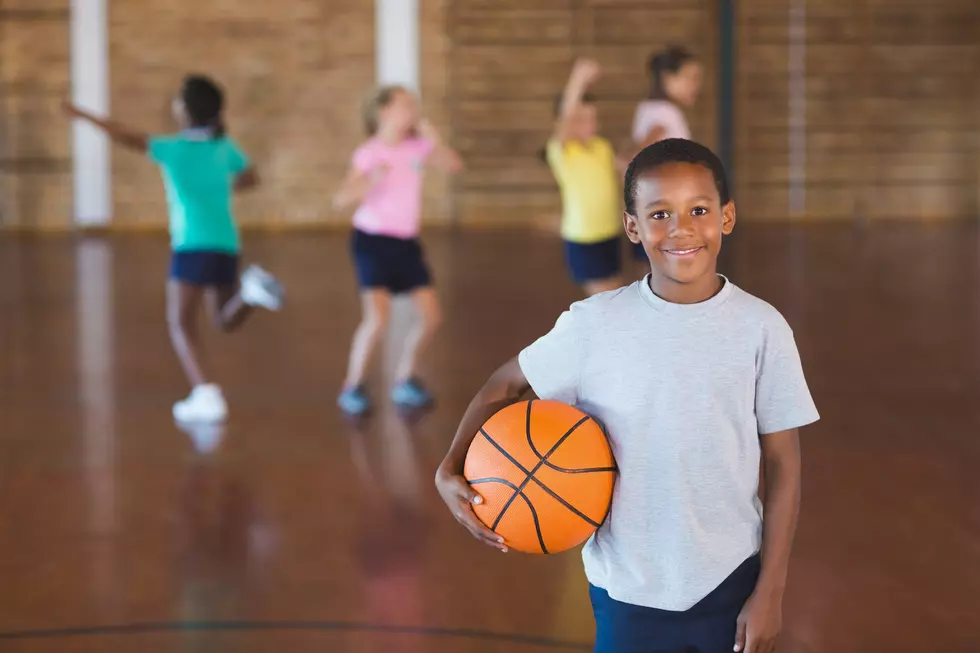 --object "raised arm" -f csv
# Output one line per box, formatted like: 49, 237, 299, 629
554, 57, 601, 144
435, 357, 531, 552
62, 101, 148, 153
